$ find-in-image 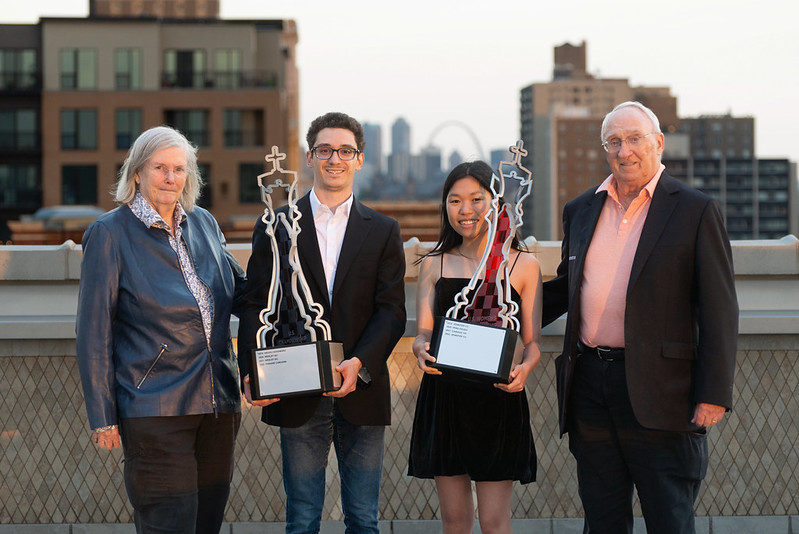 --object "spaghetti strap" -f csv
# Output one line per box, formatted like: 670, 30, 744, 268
508, 250, 522, 276
440, 253, 444, 277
